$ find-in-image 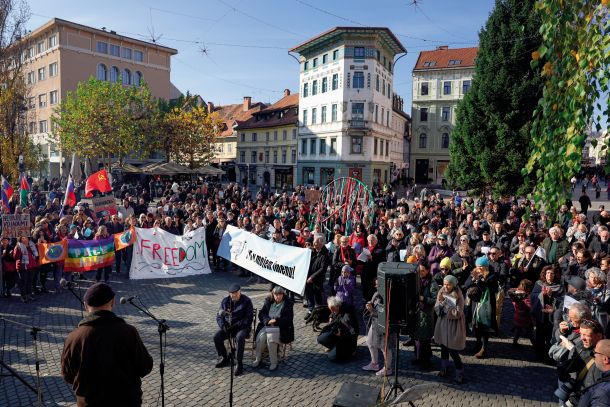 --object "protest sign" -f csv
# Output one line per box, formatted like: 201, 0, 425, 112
1, 214, 30, 238
217, 225, 311, 295
64, 237, 115, 272
92, 195, 118, 219
304, 189, 321, 203
130, 227, 211, 279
